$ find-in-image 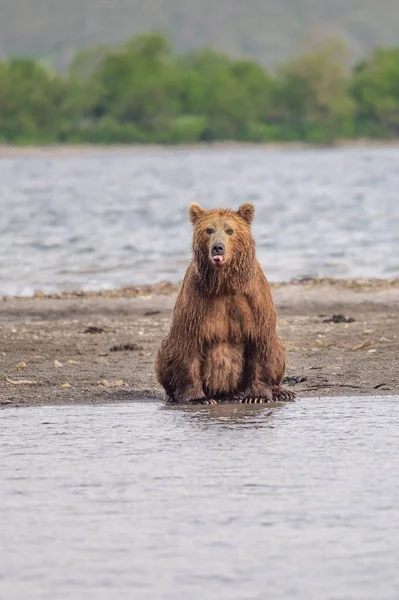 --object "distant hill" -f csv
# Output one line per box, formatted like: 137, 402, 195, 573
2, 0, 399, 69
